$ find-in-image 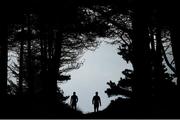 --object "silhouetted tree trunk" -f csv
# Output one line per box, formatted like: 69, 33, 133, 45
170, 26, 180, 111
40, 27, 48, 97
18, 33, 24, 95
171, 27, 180, 86
0, 23, 8, 97
0, 21, 8, 115
47, 28, 61, 104
26, 13, 33, 96
154, 28, 164, 99
131, 4, 152, 113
